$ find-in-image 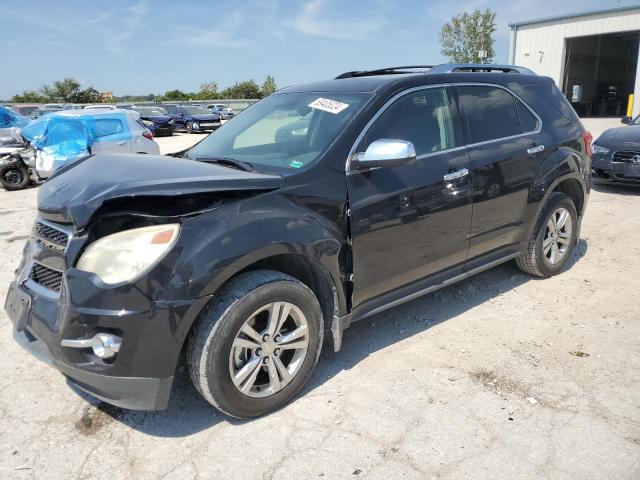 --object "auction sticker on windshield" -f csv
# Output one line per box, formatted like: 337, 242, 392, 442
308, 98, 349, 114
